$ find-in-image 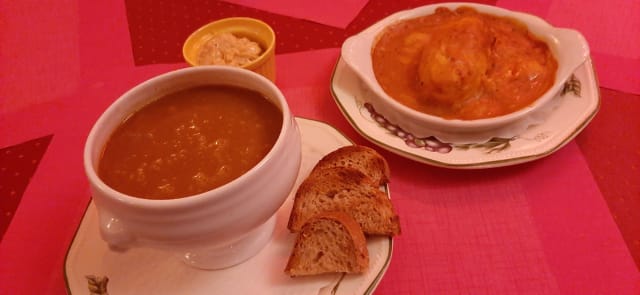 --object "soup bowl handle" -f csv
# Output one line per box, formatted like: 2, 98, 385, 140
97, 208, 136, 251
